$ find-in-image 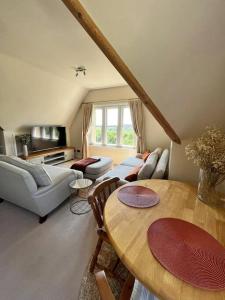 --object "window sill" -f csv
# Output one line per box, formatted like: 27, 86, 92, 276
89, 144, 136, 150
